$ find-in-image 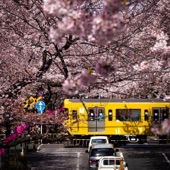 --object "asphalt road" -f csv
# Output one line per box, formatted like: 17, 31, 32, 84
121, 143, 170, 170
27, 143, 170, 170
